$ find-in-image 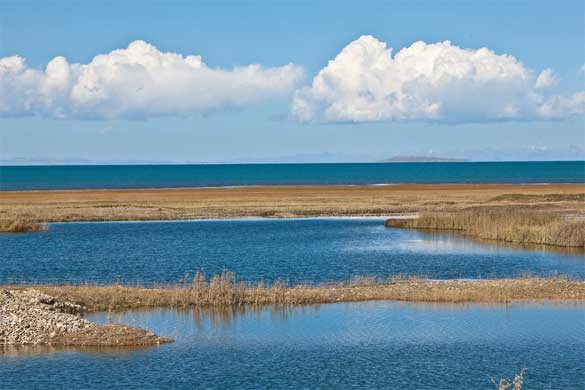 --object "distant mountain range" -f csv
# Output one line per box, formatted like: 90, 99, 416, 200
381, 155, 470, 163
